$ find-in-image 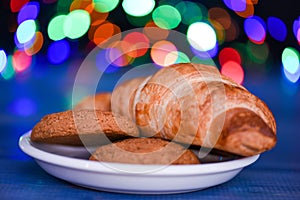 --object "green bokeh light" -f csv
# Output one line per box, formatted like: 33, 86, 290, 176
247, 41, 269, 64
1, 55, 15, 80
64, 10, 91, 39
282, 47, 300, 74
152, 5, 181, 29
176, 51, 190, 63
48, 15, 67, 41
94, 0, 119, 13
122, 0, 155, 17
57, 0, 73, 14
175, 1, 202, 25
